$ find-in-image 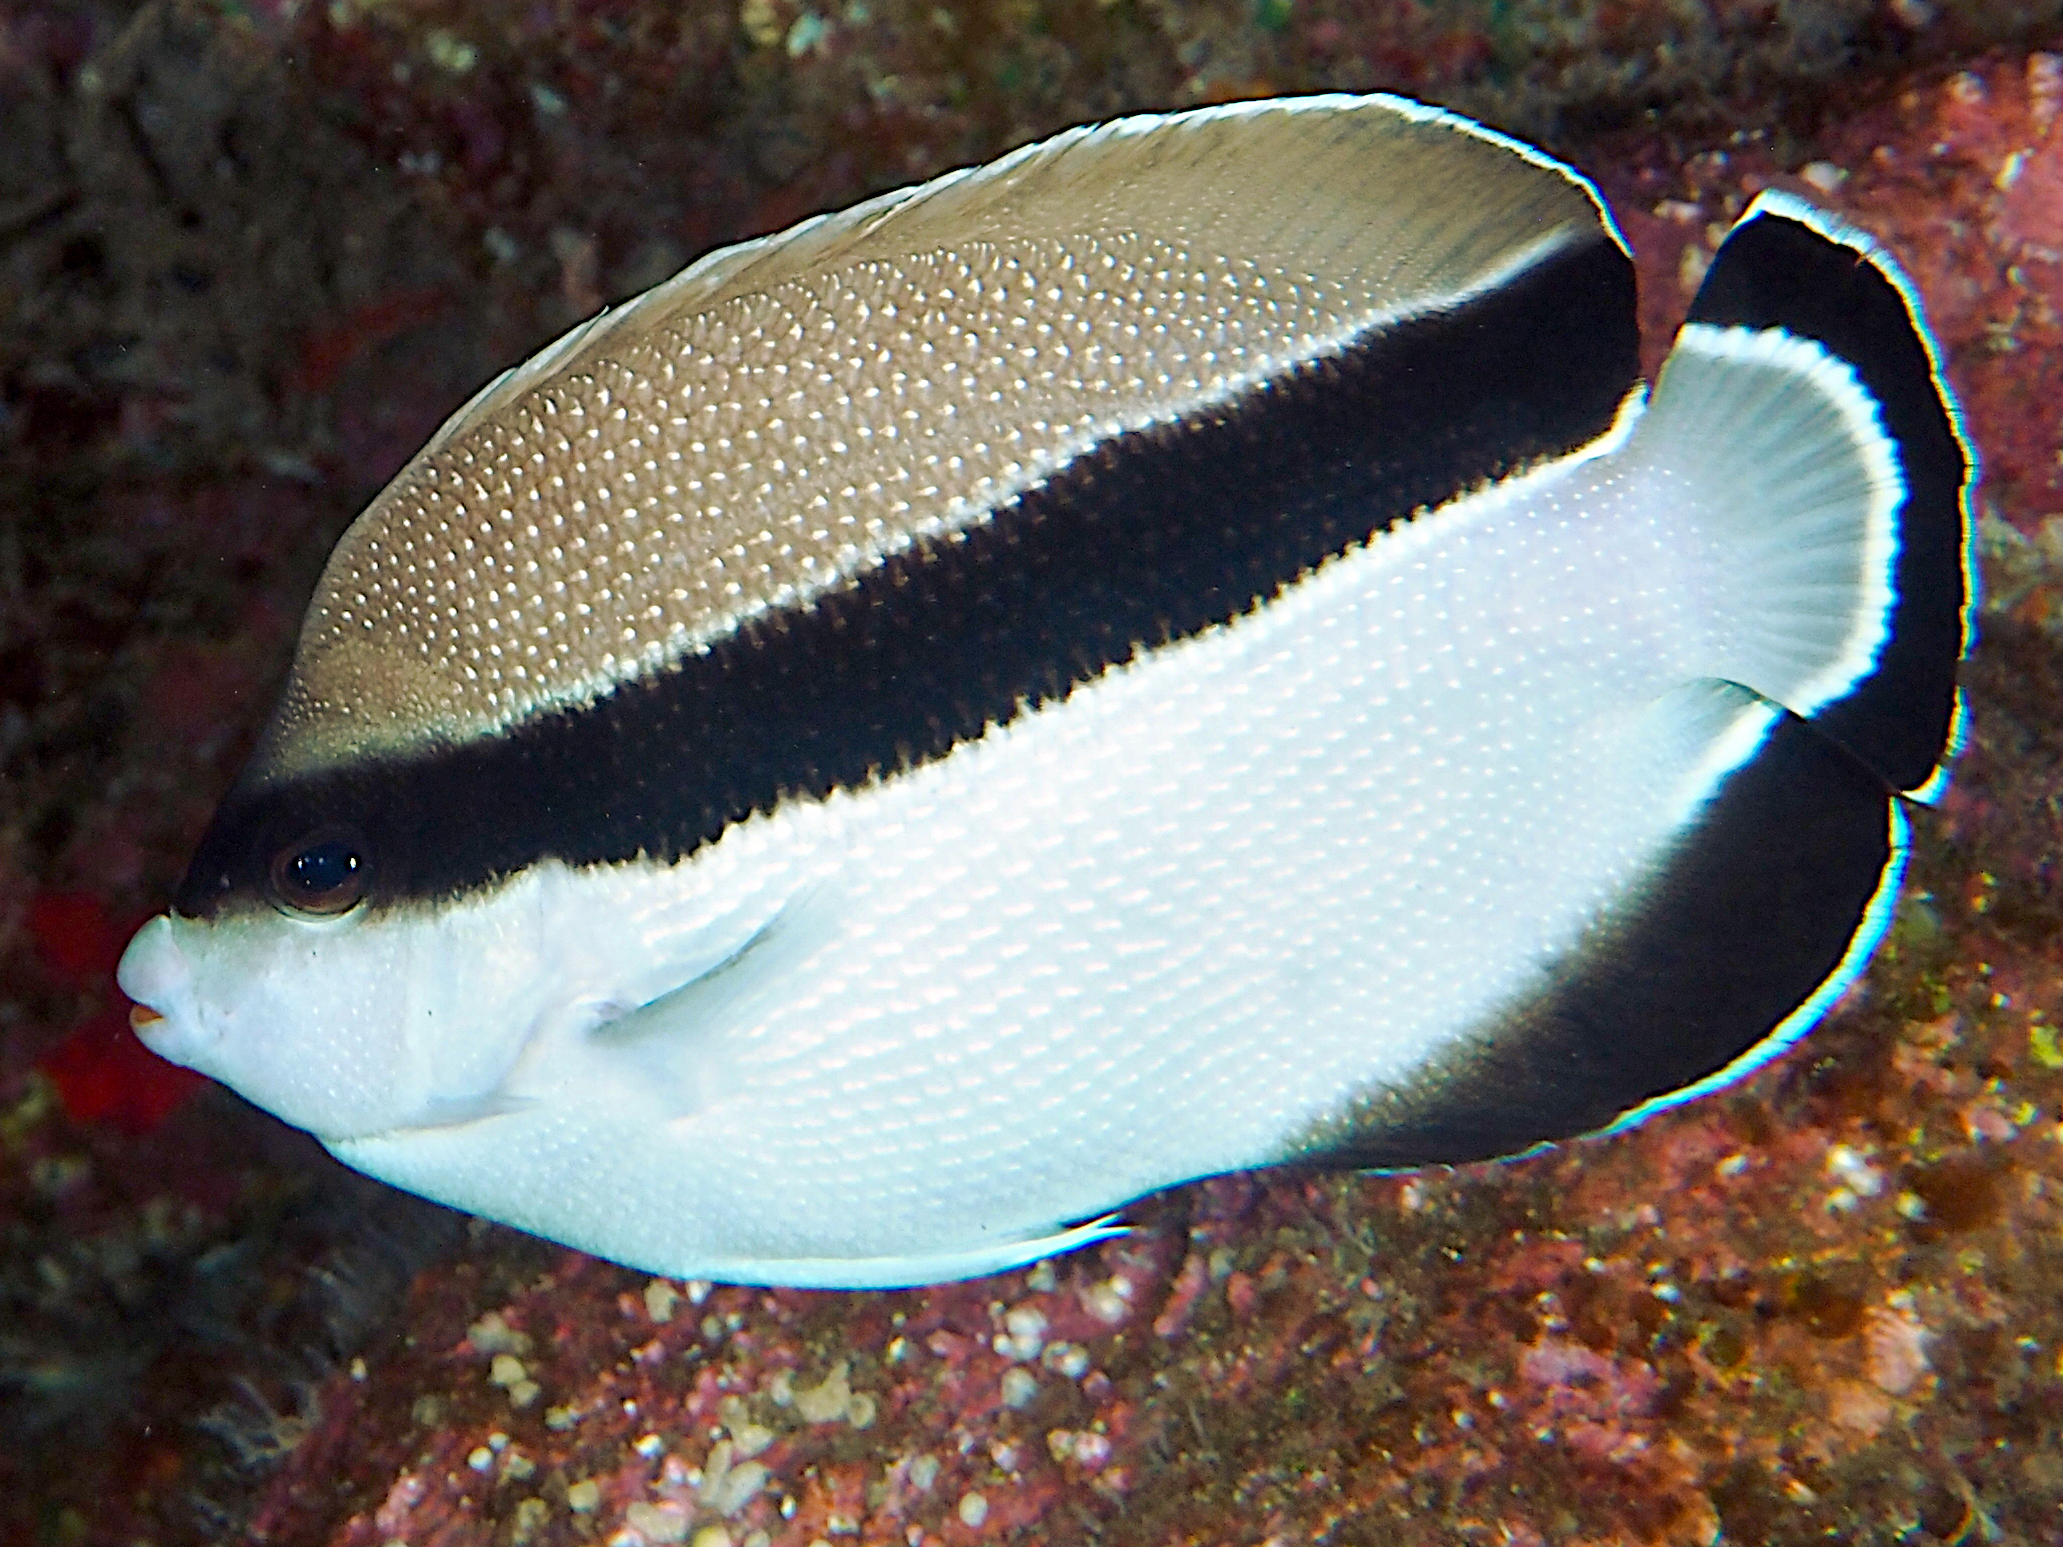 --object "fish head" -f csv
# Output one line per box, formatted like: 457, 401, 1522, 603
116, 779, 552, 1142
